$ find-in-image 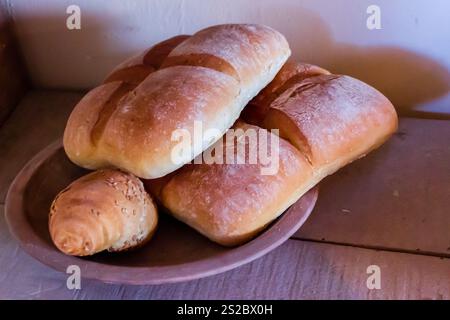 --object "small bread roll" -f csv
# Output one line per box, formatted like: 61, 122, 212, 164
49, 169, 157, 256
